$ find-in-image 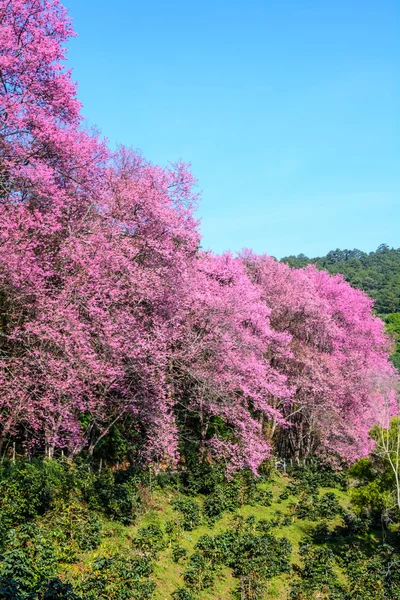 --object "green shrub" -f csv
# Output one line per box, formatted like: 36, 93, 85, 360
183, 552, 216, 592
85, 469, 140, 524
47, 501, 102, 562
164, 519, 182, 543
202, 486, 235, 523
172, 545, 188, 563
290, 542, 345, 599
133, 524, 165, 556
253, 488, 273, 507
172, 499, 201, 531
76, 553, 156, 600
0, 523, 61, 598
171, 588, 197, 600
